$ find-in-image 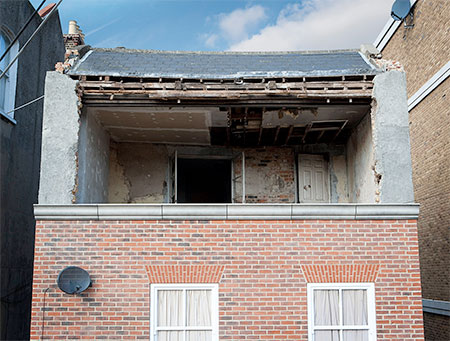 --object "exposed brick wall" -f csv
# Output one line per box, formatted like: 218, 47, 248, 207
30, 219, 424, 340
234, 147, 296, 203
381, 0, 450, 97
